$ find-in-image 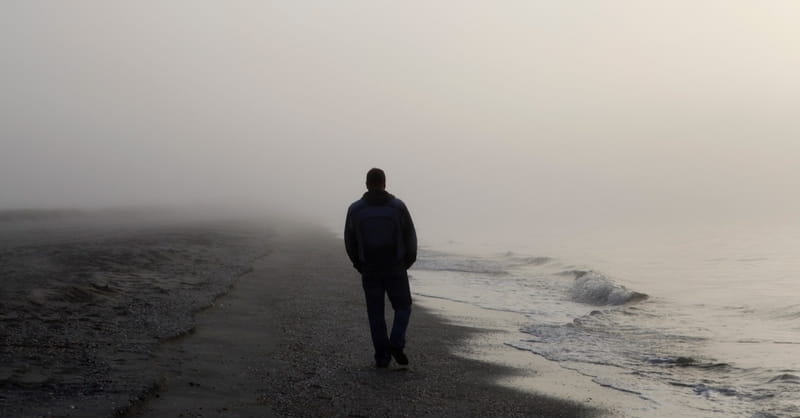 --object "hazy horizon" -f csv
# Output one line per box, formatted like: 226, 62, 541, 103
3, 1, 799, 245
